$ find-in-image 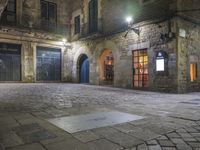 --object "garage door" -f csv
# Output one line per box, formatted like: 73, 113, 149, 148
0, 43, 21, 81
36, 47, 61, 81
